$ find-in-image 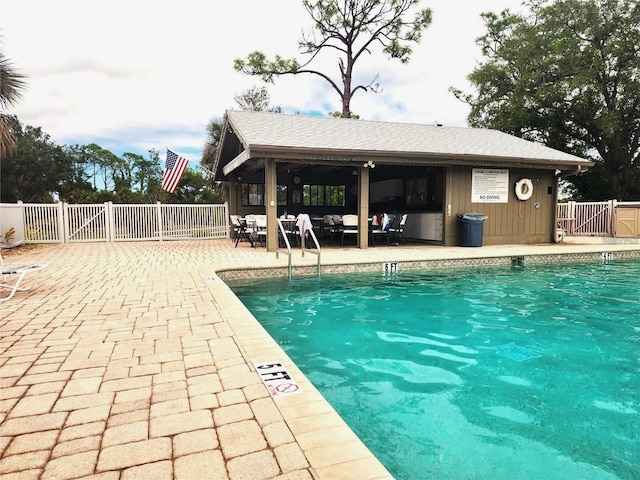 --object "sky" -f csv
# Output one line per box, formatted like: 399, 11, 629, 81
2, 0, 525, 167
